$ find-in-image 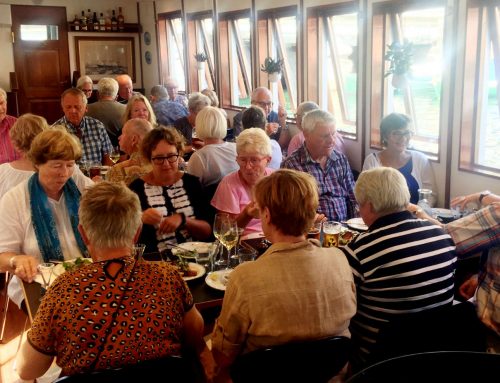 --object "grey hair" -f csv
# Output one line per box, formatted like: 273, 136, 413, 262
124, 118, 153, 139
236, 127, 272, 157
150, 85, 168, 99
76, 75, 93, 89
195, 106, 227, 140
355, 167, 410, 215
188, 92, 211, 114
97, 78, 119, 98
302, 109, 336, 133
